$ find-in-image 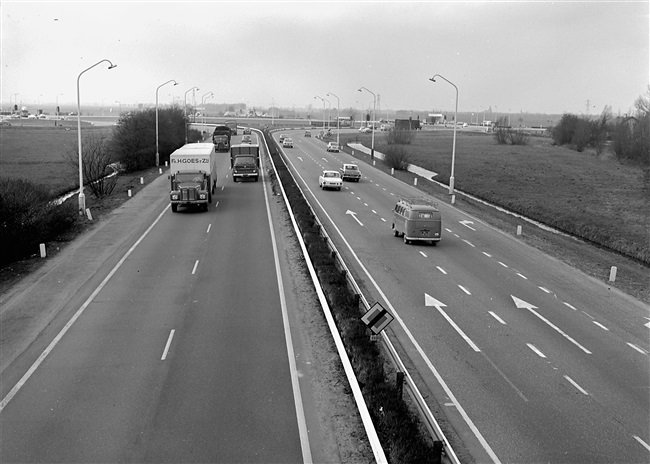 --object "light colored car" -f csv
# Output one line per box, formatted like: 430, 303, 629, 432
242, 134, 252, 144
340, 163, 361, 182
359, 126, 373, 133
278, 133, 288, 143
318, 170, 343, 191
326, 142, 339, 152
282, 137, 294, 148
304, 130, 311, 137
